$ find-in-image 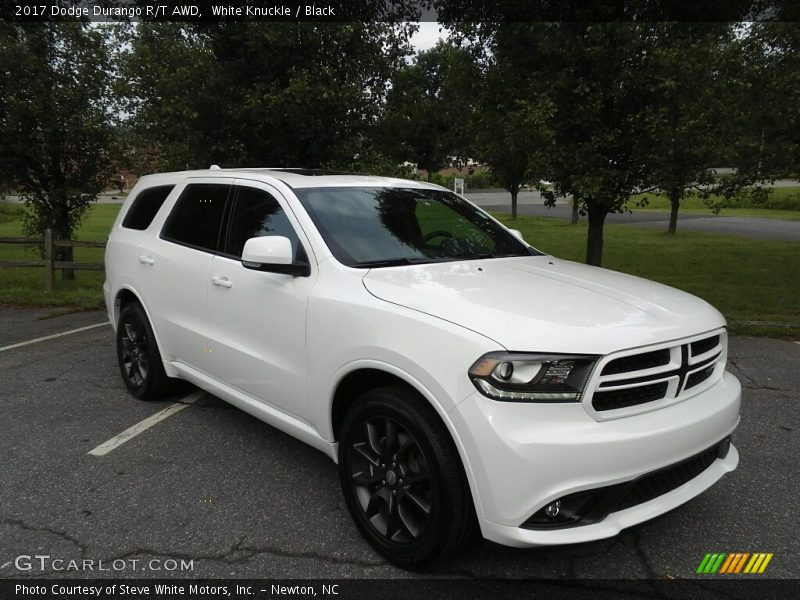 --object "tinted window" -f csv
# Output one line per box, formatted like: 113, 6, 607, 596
225, 186, 302, 260
295, 187, 532, 267
161, 183, 229, 252
121, 185, 175, 230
